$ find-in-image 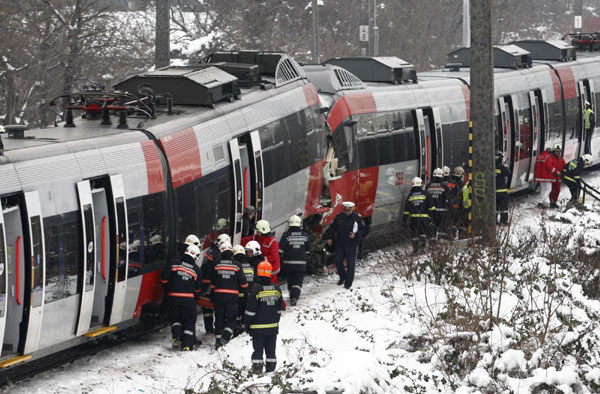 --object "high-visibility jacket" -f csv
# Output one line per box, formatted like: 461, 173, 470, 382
234, 253, 255, 298
585, 107, 595, 130
243, 277, 283, 337
534, 149, 559, 183
496, 160, 510, 193
445, 176, 464, 210
160, 255, 202, 303
403, 186, 431, 220
279, 227, 311, 272
211, 251, 248, 301
562, 158, 584, 184
425, 177, 449, 212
